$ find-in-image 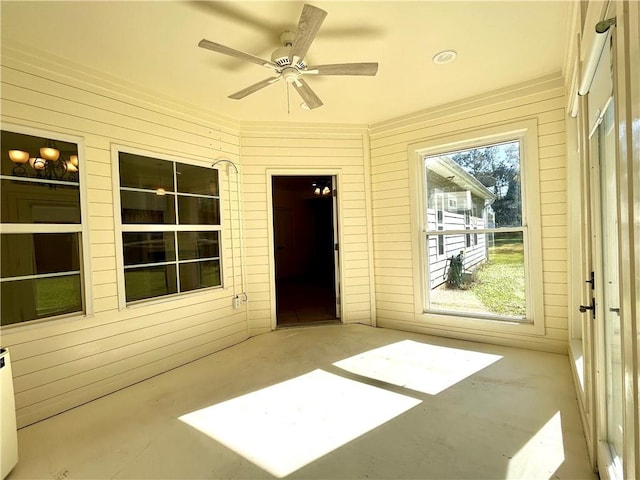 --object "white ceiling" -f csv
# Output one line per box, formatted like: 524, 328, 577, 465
1, 1, 571, 125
